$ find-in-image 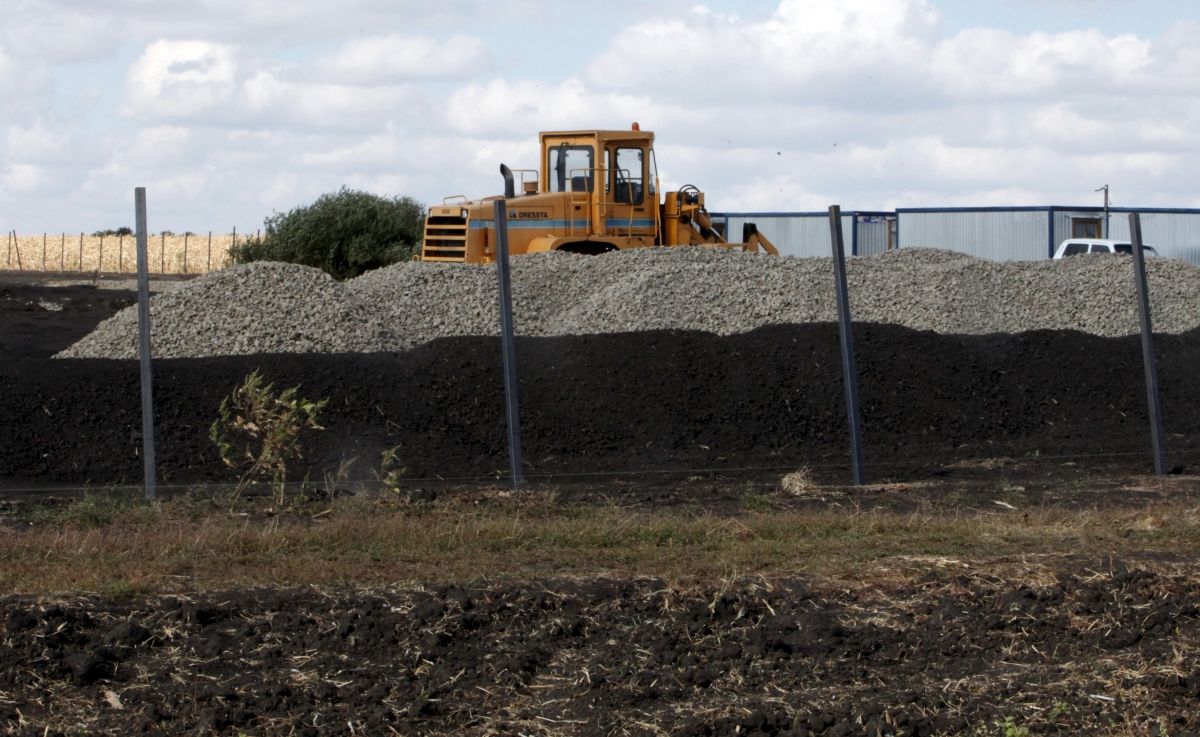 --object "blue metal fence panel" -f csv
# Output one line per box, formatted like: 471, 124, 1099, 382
722, 213, 847, 257
854, 215, 891, 256
721, 207, 1200, 262
897, 209, 1049, 260
715, 212, 896, 257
